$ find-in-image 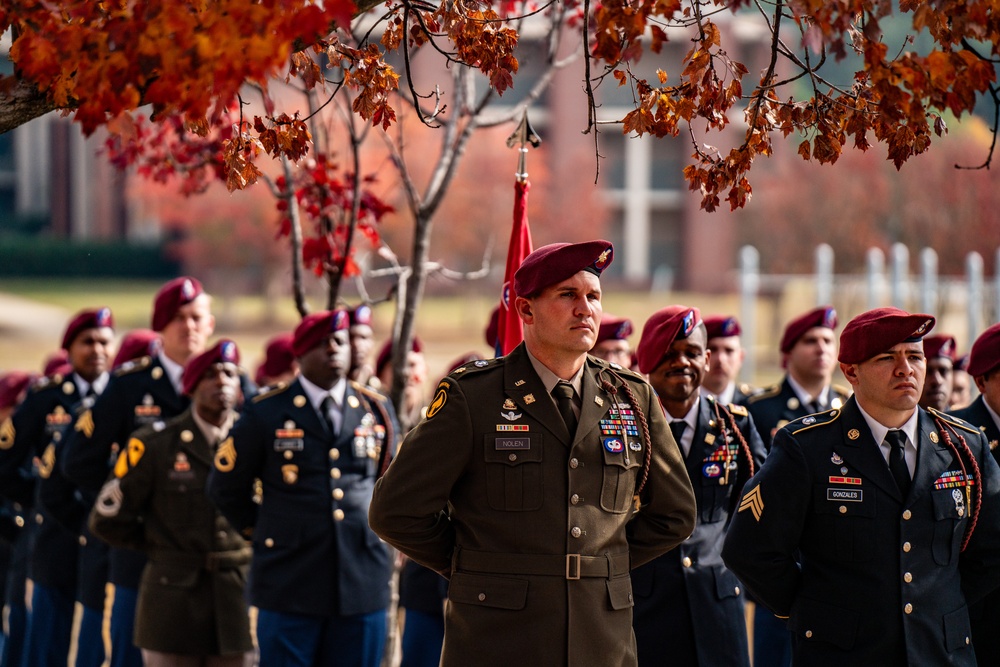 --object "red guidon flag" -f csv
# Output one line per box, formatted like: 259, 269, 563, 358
496, 179, 533, 356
